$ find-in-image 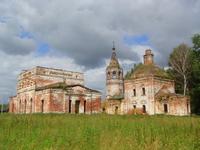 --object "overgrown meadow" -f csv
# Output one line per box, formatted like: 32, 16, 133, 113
0, 114, 200, 150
